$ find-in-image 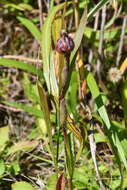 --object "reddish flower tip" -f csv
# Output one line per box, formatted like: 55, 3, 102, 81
56, 31, 74, 55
